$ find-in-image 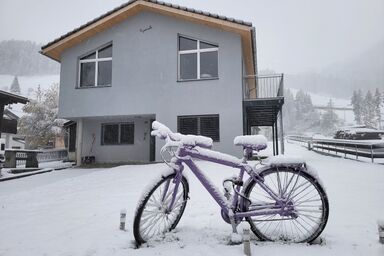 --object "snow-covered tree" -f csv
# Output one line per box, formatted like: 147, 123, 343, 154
320, 99, 341, 135
374, 88, 383, 129
10, 75, 21, 94
362, 90, 376, 128
282, 89, 296, 132
294, 90, 320, 132
18, 84, 65, 149
351, 89, 363, 125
